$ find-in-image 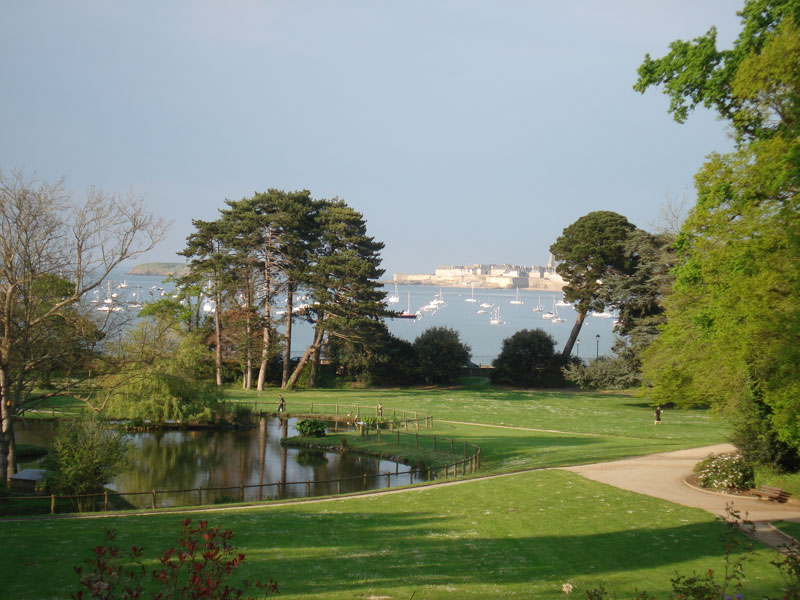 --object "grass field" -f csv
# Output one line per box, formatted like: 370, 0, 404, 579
3, 386, 792, 598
